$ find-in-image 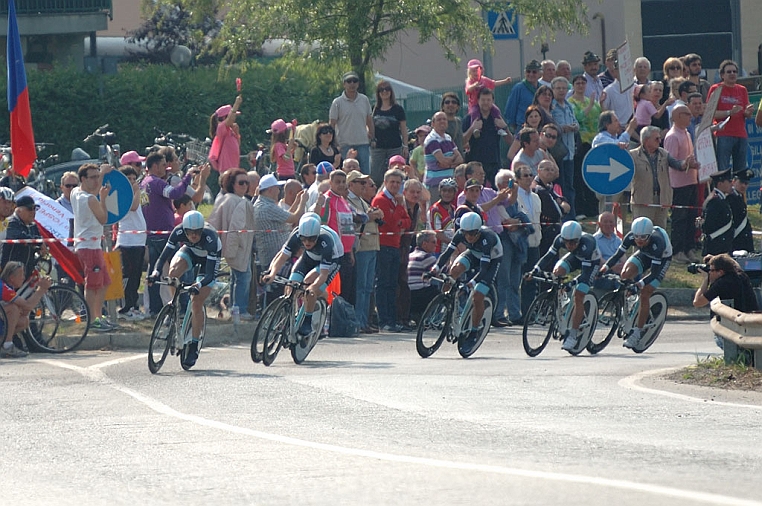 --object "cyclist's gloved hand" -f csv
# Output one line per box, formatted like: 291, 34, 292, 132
598, 264, 609, 276
426, 265, 441, 278
466, 279, 477, 290
147, 270, 160, 285
188, 282, 201, 296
